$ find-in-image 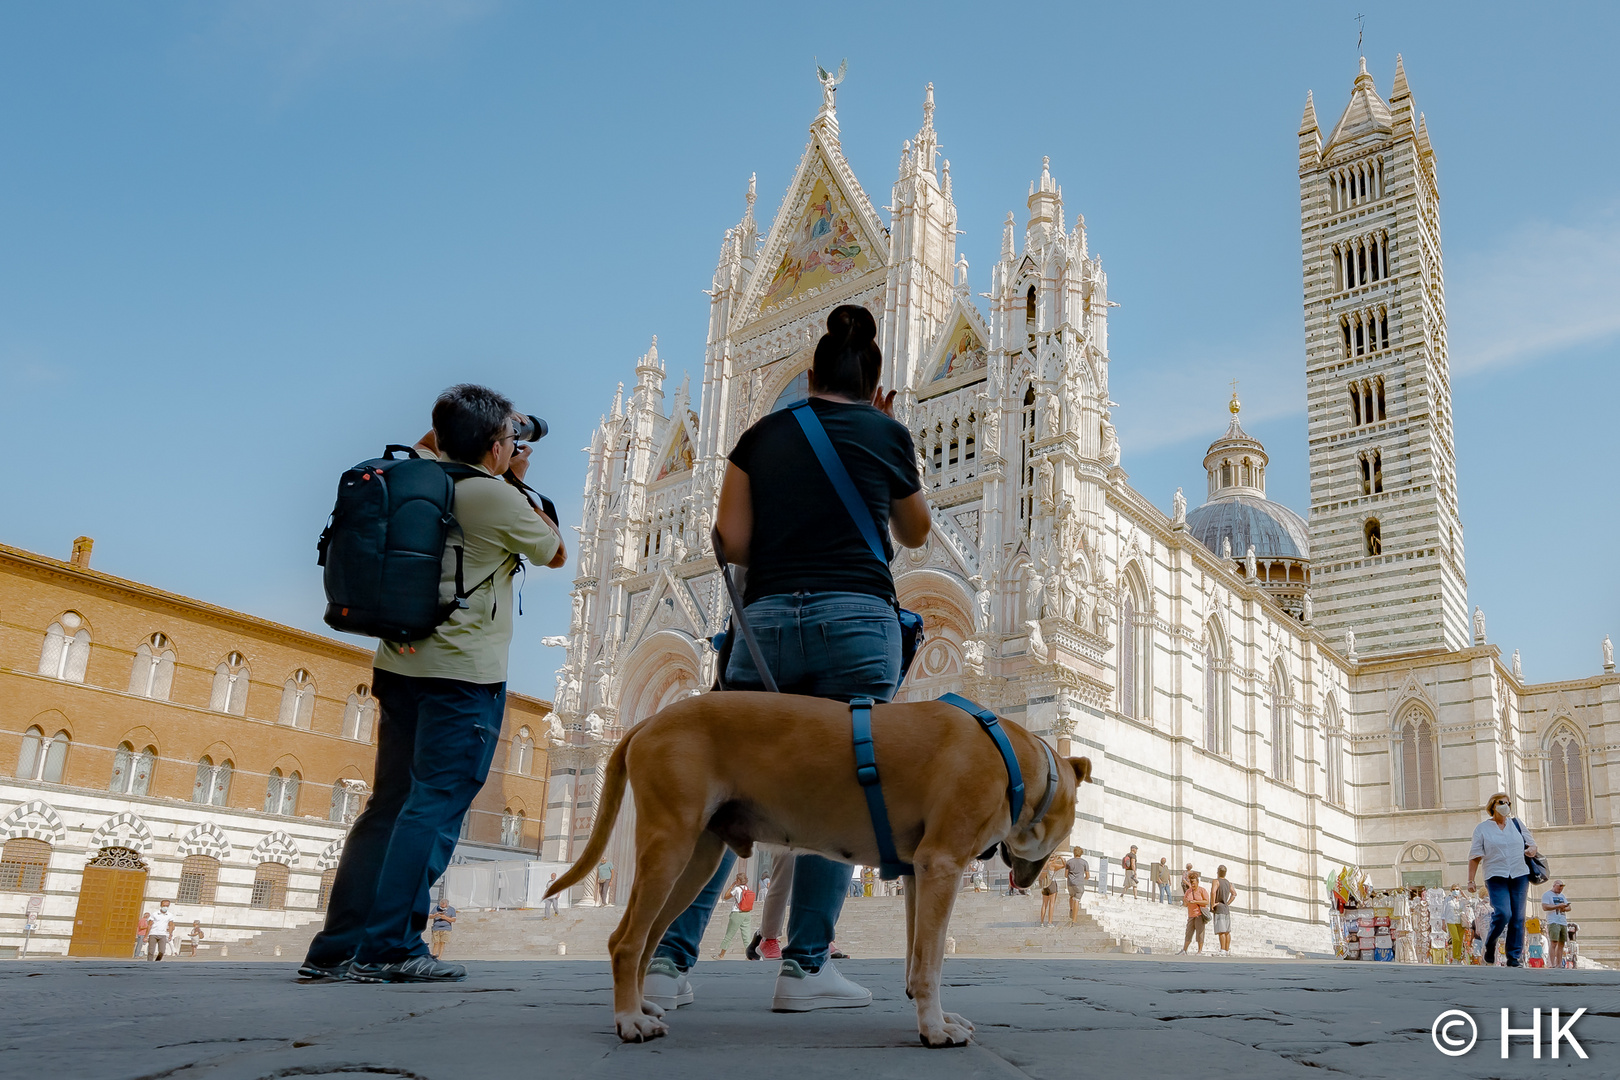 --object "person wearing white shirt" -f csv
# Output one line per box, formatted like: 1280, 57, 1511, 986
1443, 887, 1468, 962
1467, 793, 1540, 967
146, 899, 176, 961
1542, 880, 1571, 968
